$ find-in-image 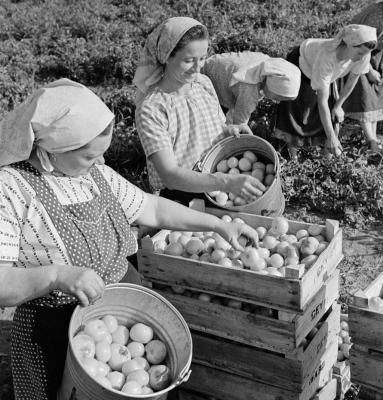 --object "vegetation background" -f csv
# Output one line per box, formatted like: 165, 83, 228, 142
0, 0, 383, 398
